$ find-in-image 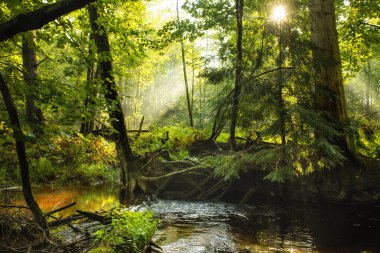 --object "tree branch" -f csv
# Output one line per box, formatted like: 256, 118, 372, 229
0, 0, 96, 42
